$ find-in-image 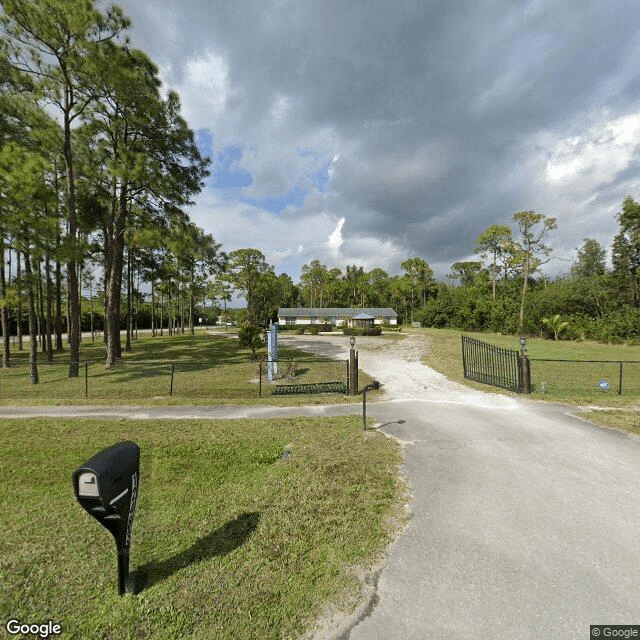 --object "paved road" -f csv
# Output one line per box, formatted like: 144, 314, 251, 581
282, 334, 640, 640
4, 332, 640, 639
347, 399, 640, 640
